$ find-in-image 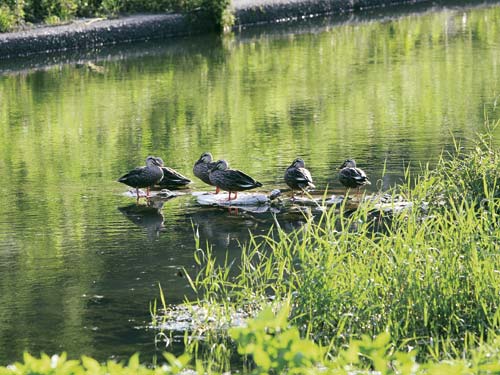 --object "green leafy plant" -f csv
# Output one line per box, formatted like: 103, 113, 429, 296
0, 352, 191, 375
229, 305, 324, 374
0, 5, 17, 32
